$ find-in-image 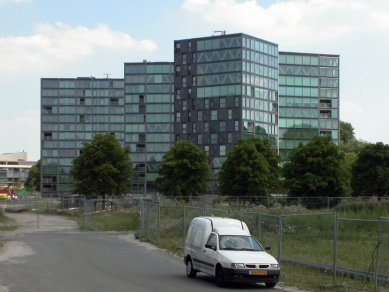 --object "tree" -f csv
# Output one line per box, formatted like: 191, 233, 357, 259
351, 142, 389, 198
340, 121, 355, 144
219, 139, 277, 200
25, 160, 40, 192
283, 136, 347, 208
157, 140, 209, 198
71, 134, 134, 208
